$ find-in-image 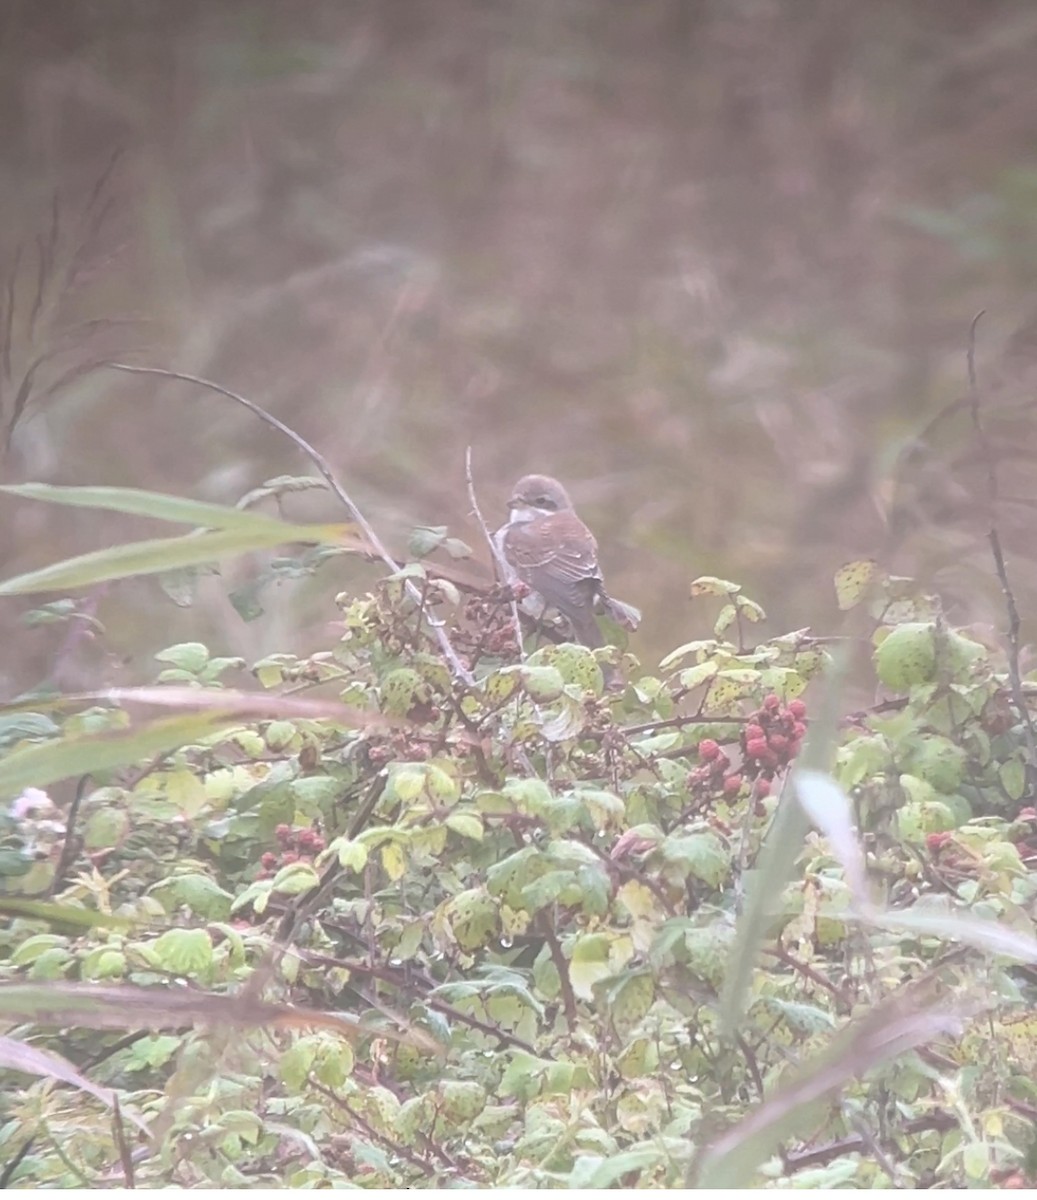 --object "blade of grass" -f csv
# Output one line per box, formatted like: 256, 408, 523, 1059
0, 523, 356, 596
1, 482, 327, 535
